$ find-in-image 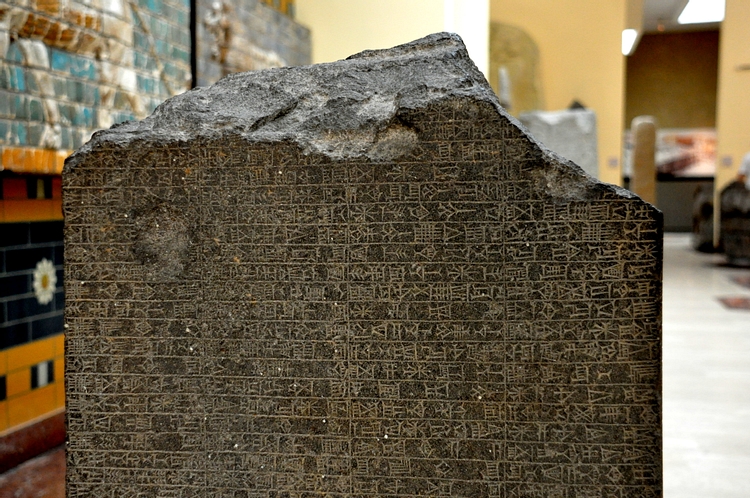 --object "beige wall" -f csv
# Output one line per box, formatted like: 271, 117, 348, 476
295, 0, 488, 77
626, 31, 719, 129
716, 0, 750, 193
490, 0, 628, 186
